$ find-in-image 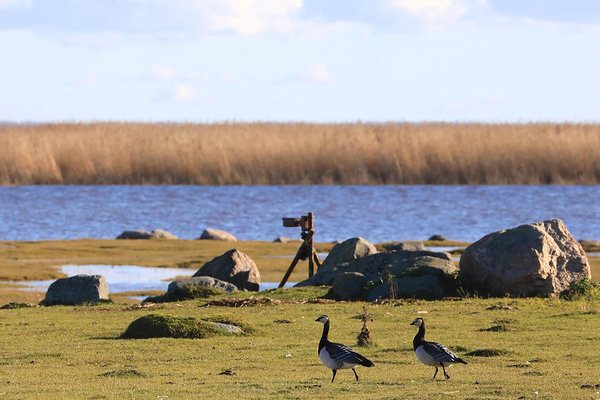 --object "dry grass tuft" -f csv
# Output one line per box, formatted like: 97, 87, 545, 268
1, 122, 599, 184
